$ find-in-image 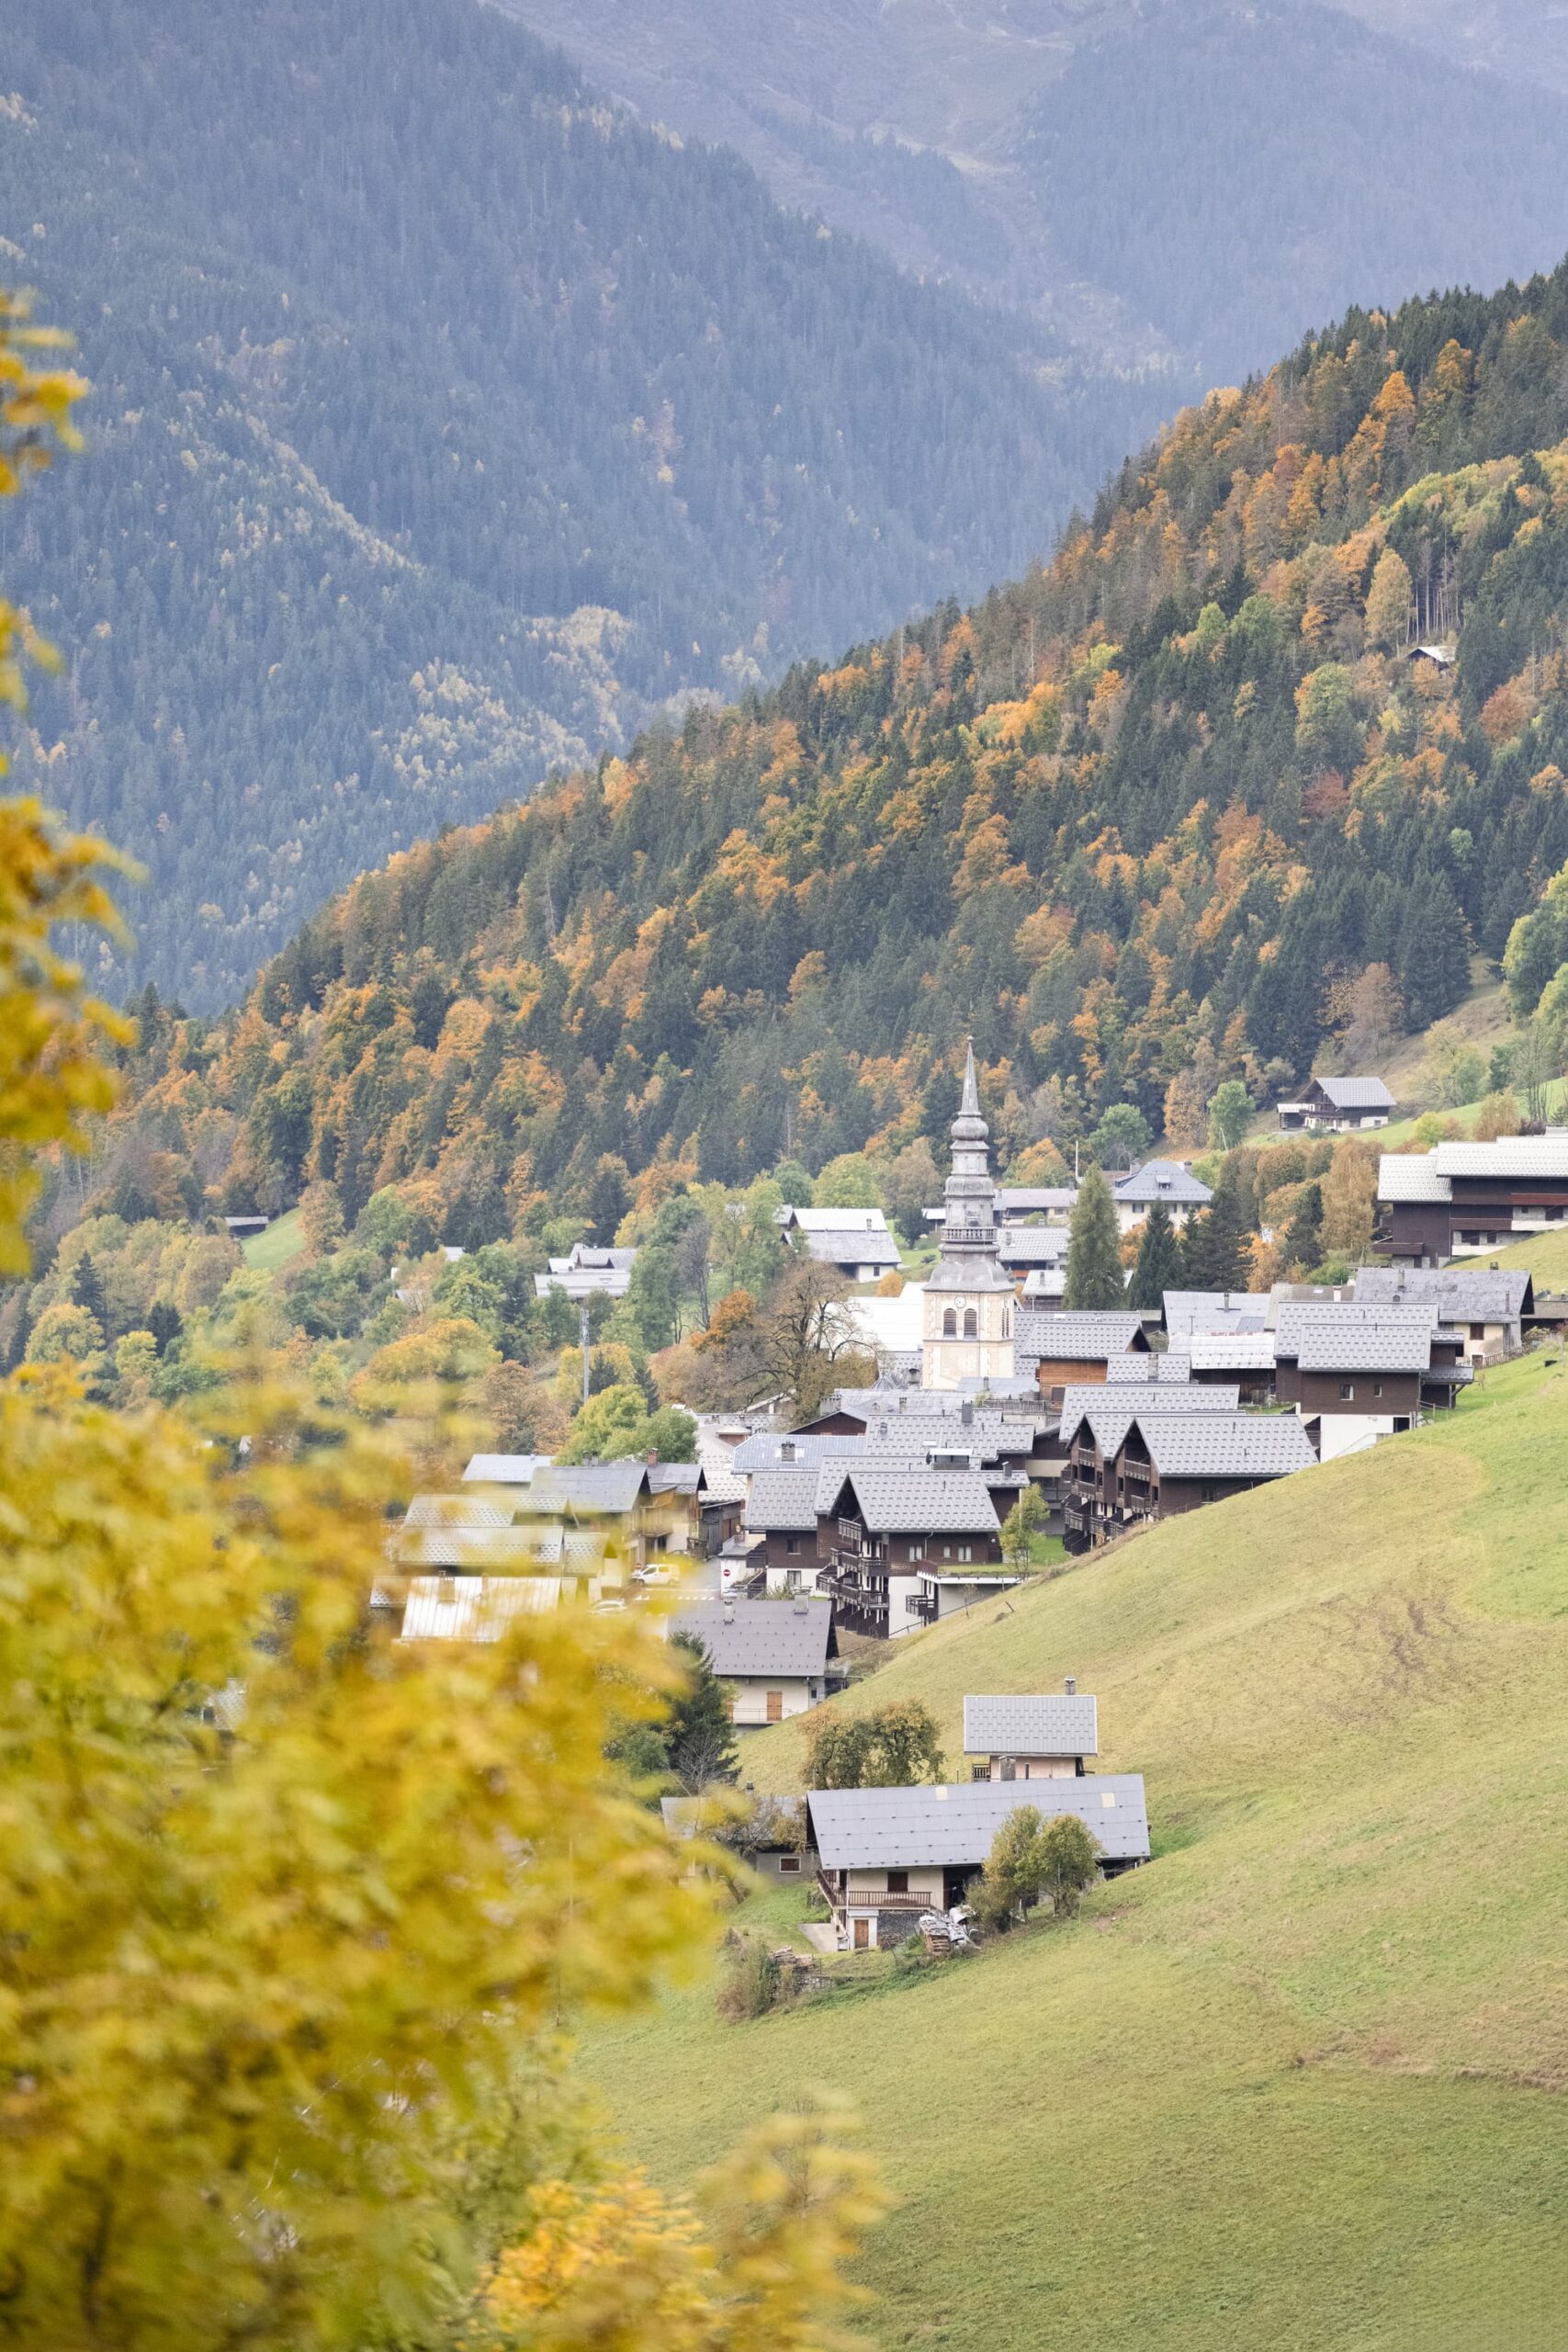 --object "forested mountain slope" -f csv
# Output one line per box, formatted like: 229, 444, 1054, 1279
497, 0, 1568, 383
0, 0, 1122, 1006
88, 259, 1568, 1240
